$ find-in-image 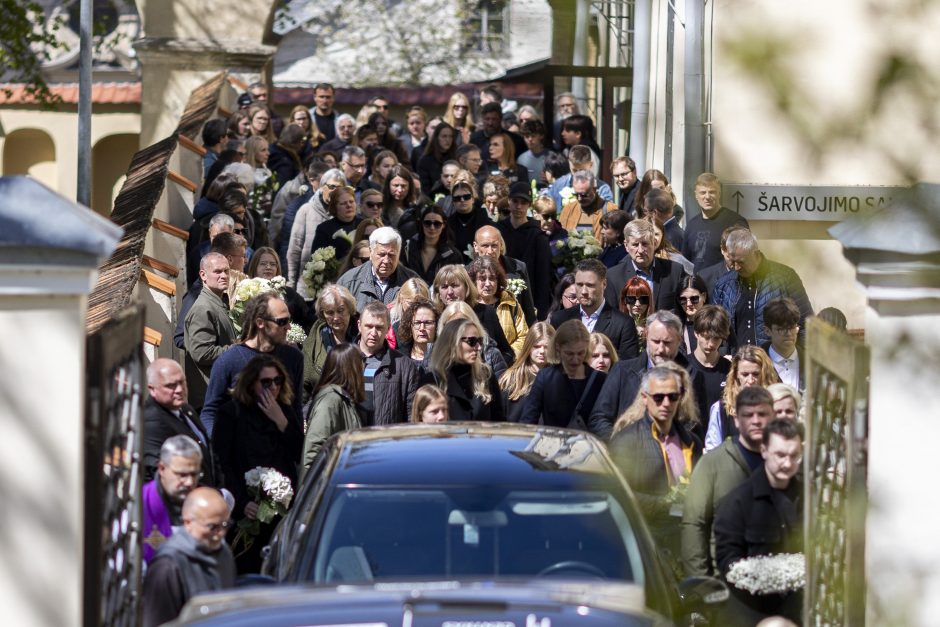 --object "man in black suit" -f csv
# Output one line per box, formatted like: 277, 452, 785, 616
605, 218, 687, 313
589, 310, 689, 439
549, 258, 639, 360
143, 358, 218, 486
